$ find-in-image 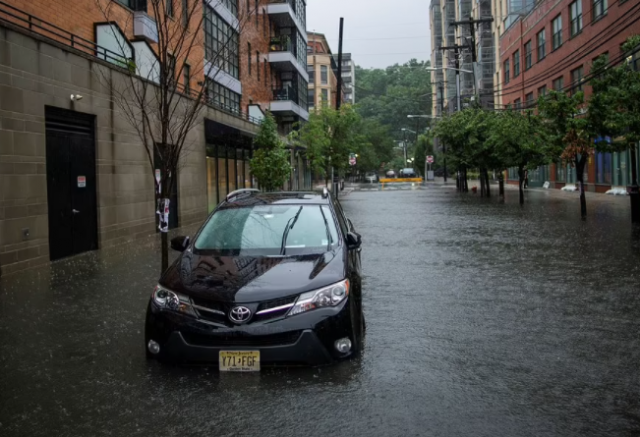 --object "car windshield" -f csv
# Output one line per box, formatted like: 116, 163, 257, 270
194, 205, 340, 255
